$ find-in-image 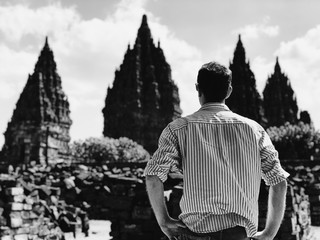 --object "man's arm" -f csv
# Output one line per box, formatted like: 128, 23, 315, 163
145, 175, 187, 240
253, 180, 287, 240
